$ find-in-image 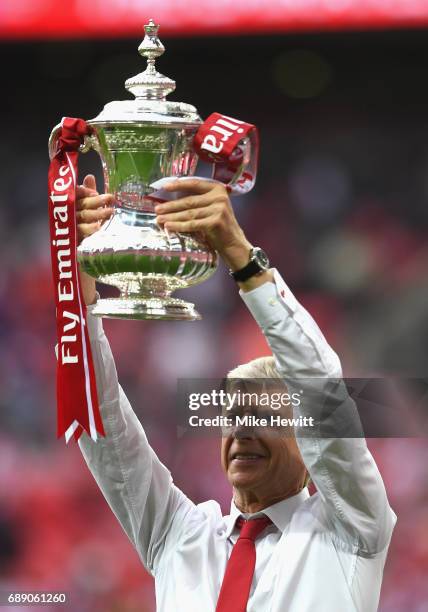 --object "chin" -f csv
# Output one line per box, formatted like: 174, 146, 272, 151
229, 472, 259, 490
